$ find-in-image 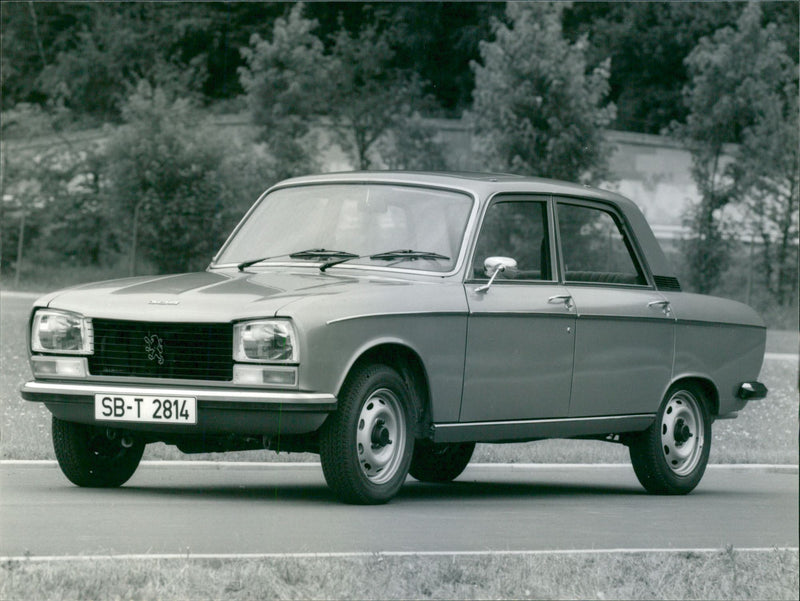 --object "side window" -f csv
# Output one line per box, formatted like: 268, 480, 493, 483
472, 201, 551, 281
557, 203, 646, 286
